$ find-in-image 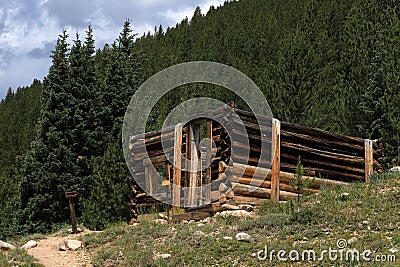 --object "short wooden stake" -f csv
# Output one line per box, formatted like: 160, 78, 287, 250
65, 191, 78, 234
